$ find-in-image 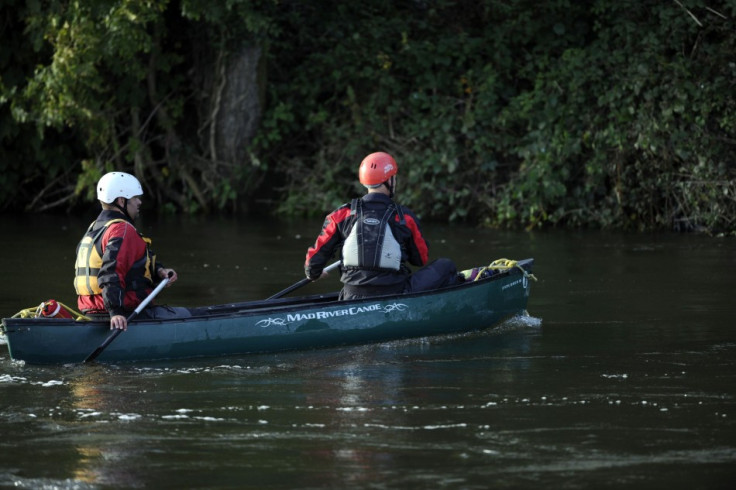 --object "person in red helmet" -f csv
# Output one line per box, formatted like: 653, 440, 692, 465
75, 172, 191, 330
305, 152, 458, 300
